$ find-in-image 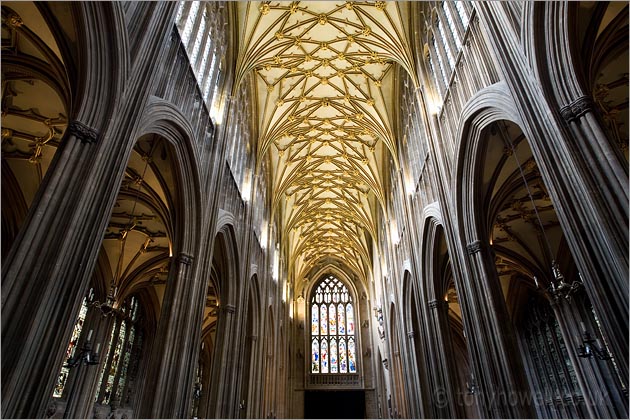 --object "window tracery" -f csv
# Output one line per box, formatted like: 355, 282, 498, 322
310, 275, 357, 374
